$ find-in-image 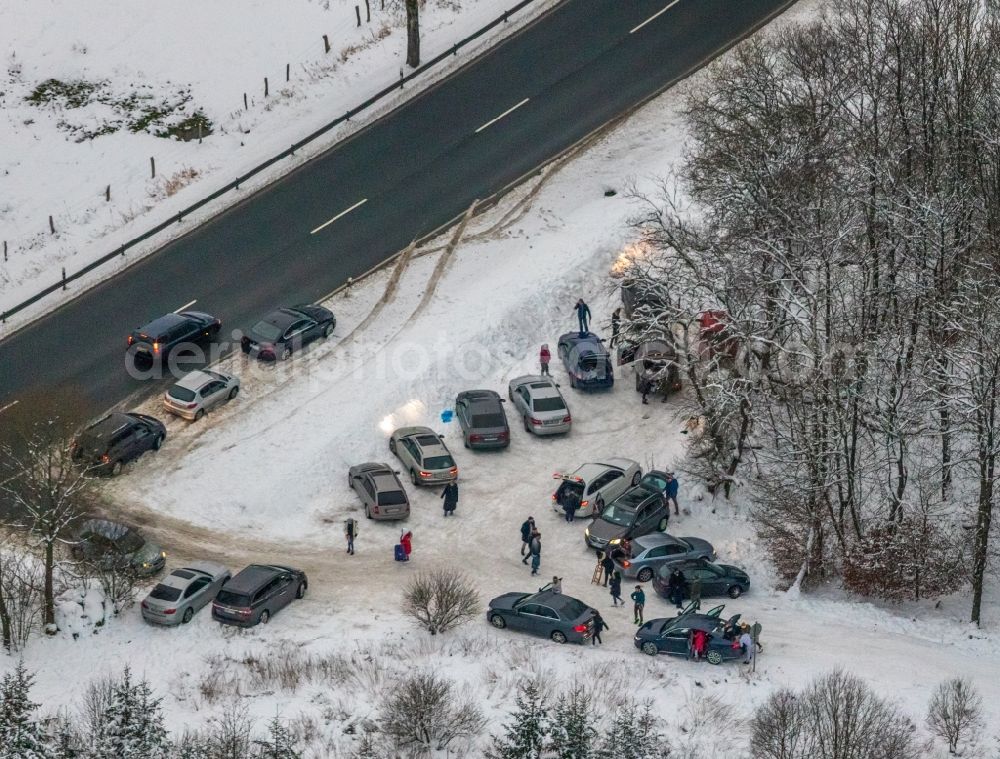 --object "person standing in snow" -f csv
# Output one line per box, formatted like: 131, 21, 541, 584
540, 344, 551, 376
574, 299, 592, 335
551, 576, 562, 594
665, 472, 680, 516
592, 612, 608, 645
691, 628, 708, 661
611, 308, 622, 347
344, 518, 357, 555
739, 623, 754, 664
520, 517, 535, 562
440, 480, 458, 517
666, 568, 688, 608
529, 531, 542, 576
400, 530, 413, 558
630, 585, 646, 625
689, 576, 702, 611
562, 489, 579, 522
600, 552, 614, 587
609, 570, 623, 606
638, 375, 652, 405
